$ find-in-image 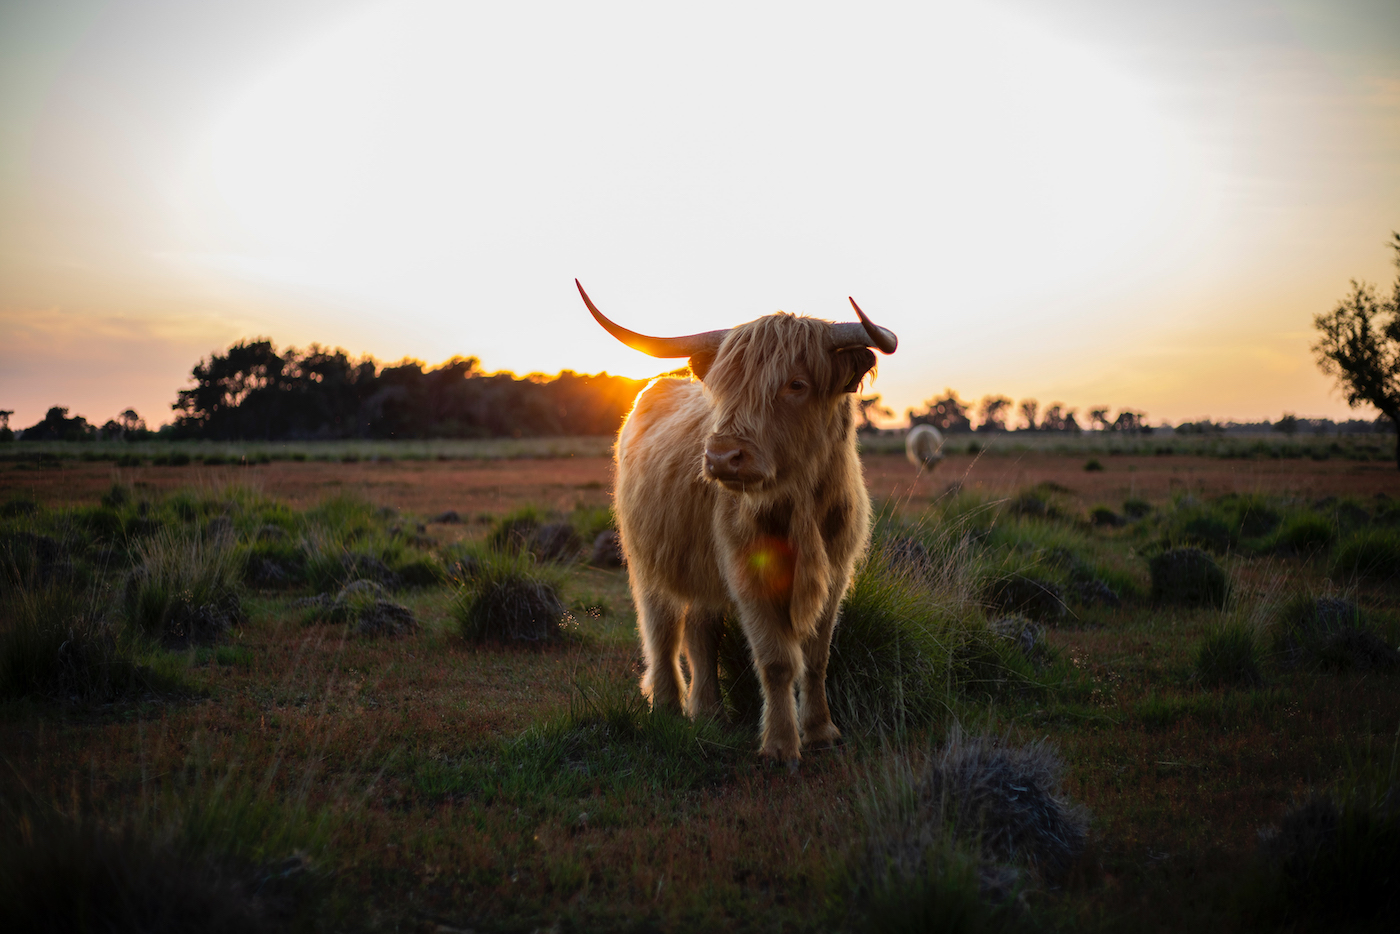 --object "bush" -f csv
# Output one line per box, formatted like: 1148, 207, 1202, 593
1195, 623, 1263, 688
1089, 506, 1123, 528
1083, 458, 1104, 472
1149, 548, 1229, 608
1123, 498, 1152, 520
1331, 529, 1400, 581
123, 530, 245, 647
452, 551, 567, 643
